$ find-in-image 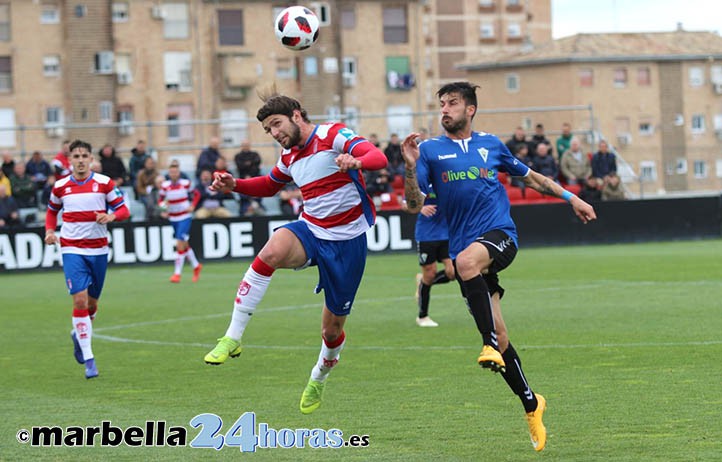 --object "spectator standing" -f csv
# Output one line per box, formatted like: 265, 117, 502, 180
505, 127, 530, 159
98, 144, 128, 186
1, 151, 15, 178
234, 141, 265, 214
556, 122, 573, 161
135, 156, 158, 209
531, 143, 558, 181
560, 137, 592, 185
9, 163, 37, 208
196, 136, 223, 179
128, 140, 149, 191
53, 140, 72, 180
194, 169, 232, 219
384, 133, 405, 180
591, 140, 617, 184
0, 184, 19, 228
26, 151, 52, 190
530, 123, 553, 158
